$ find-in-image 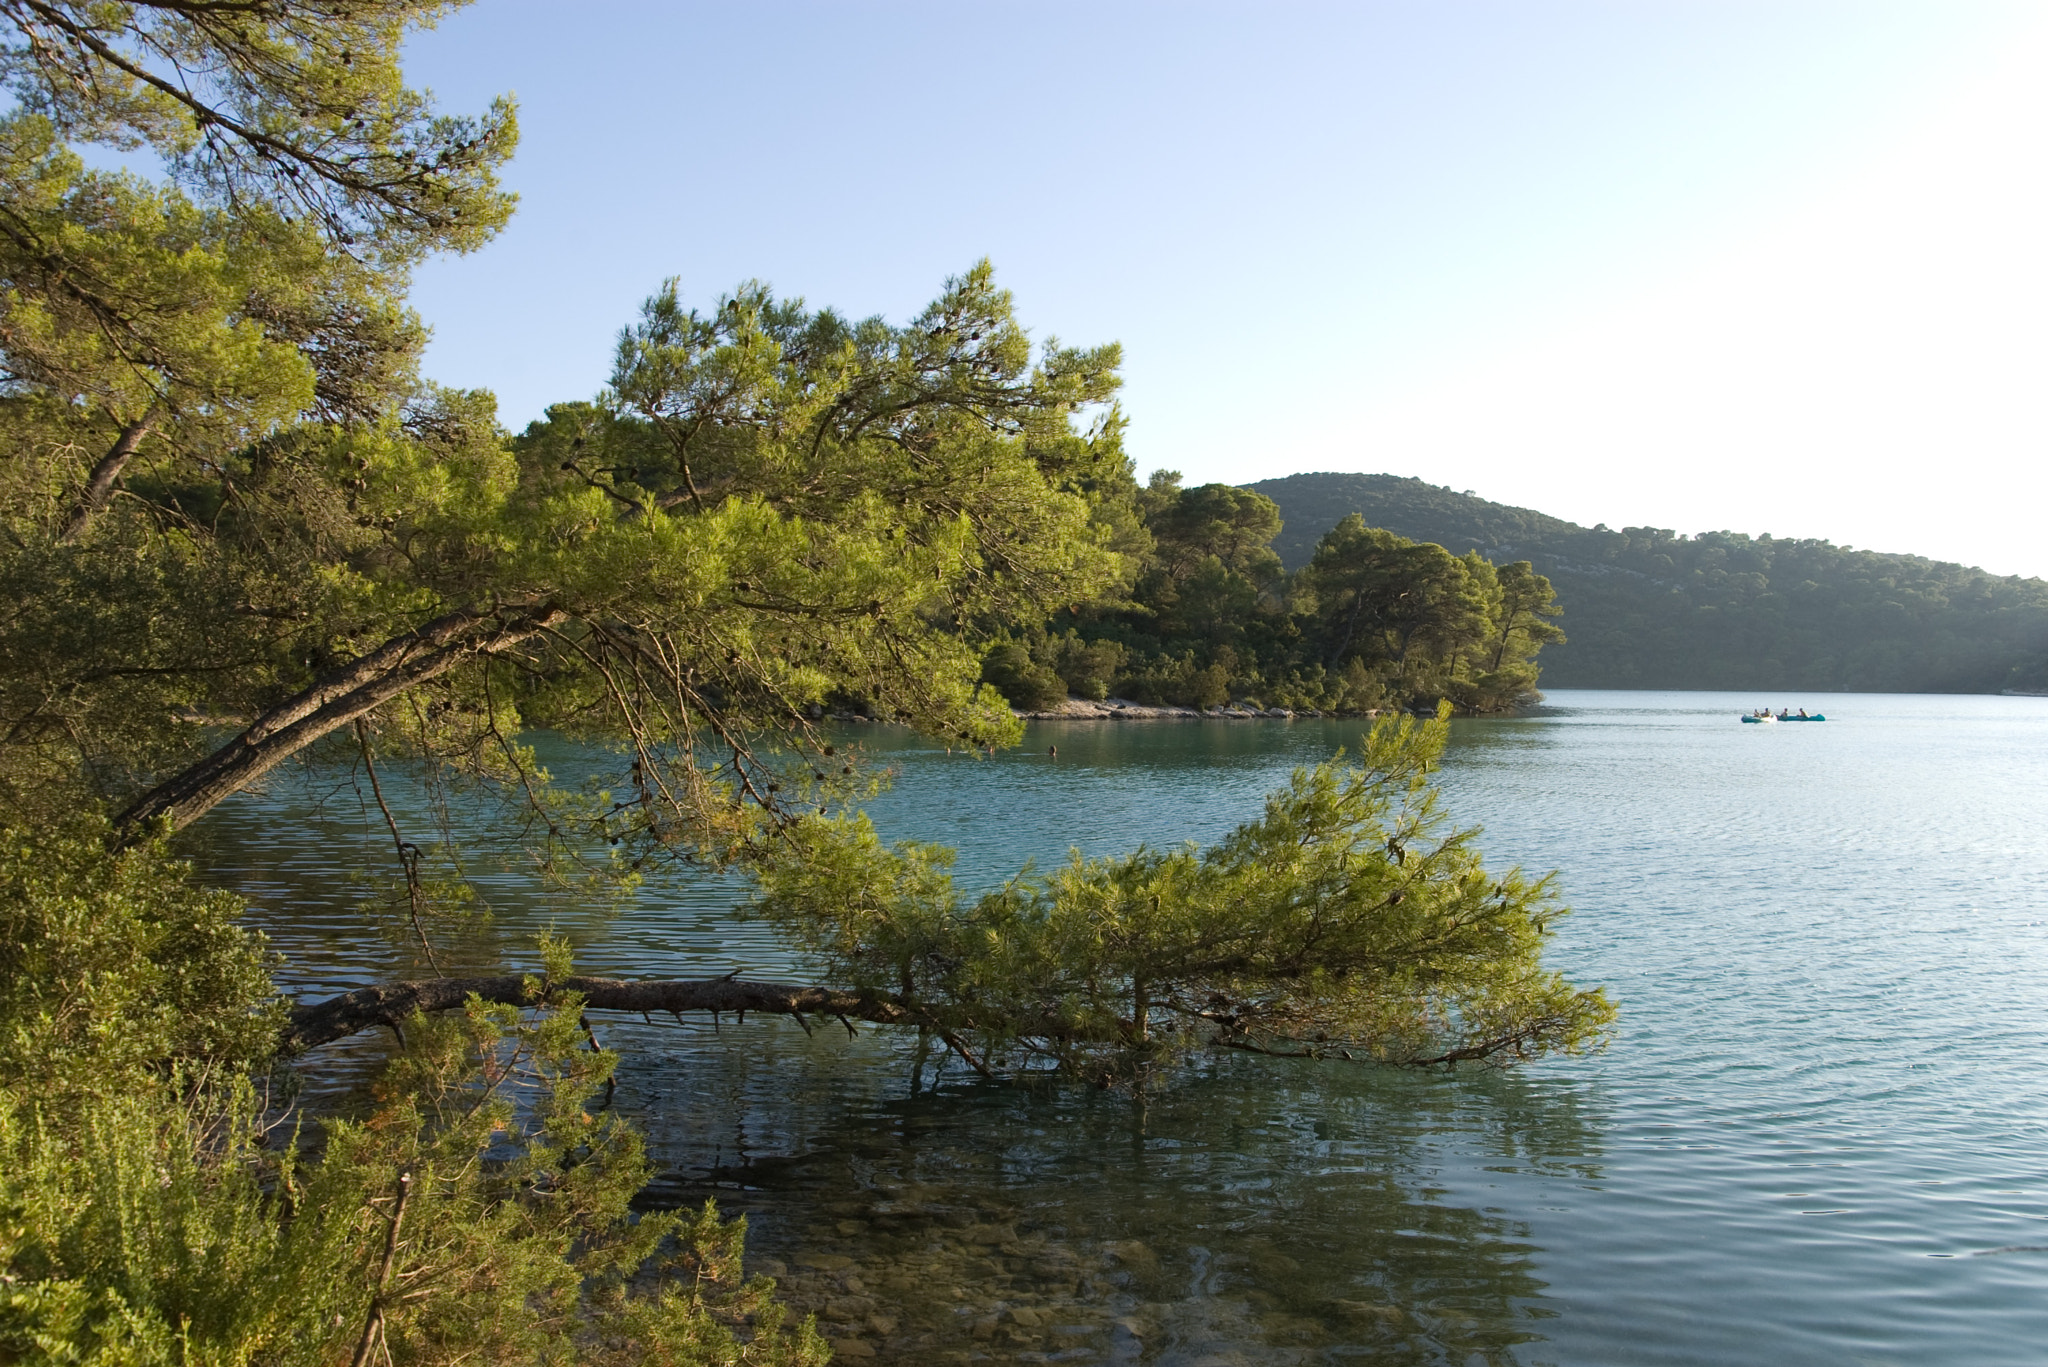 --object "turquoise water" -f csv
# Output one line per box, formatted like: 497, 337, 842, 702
190, 689, 2048, 1365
